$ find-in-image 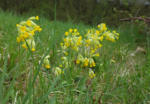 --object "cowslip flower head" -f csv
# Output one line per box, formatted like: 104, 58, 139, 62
98, 23, 107, 32
89, 69, 96, 79
55, 23, 119, 79
54, 67, 64, 76
21, 38, 36, 52
16, 16, 42, 52
43, 55, 51, 69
